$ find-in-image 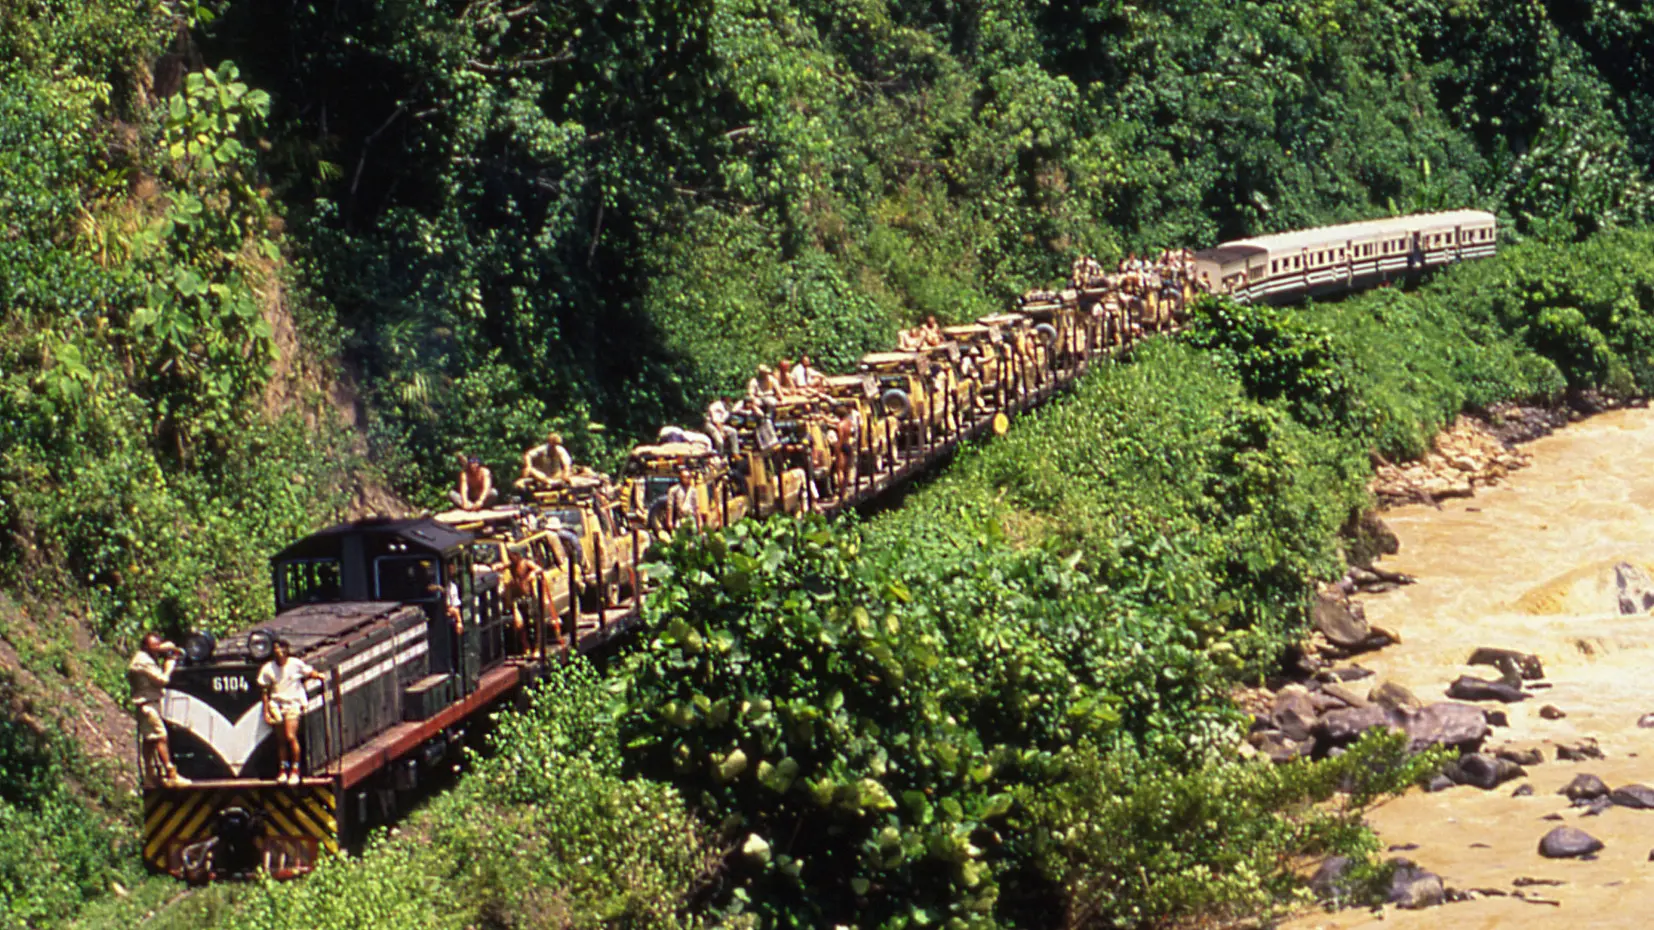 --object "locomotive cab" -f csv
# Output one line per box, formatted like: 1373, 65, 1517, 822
272, 517, 503, 686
